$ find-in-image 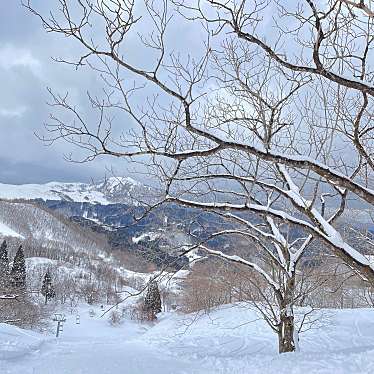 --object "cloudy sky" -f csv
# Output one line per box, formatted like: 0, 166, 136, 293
0, 1, 130, 184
